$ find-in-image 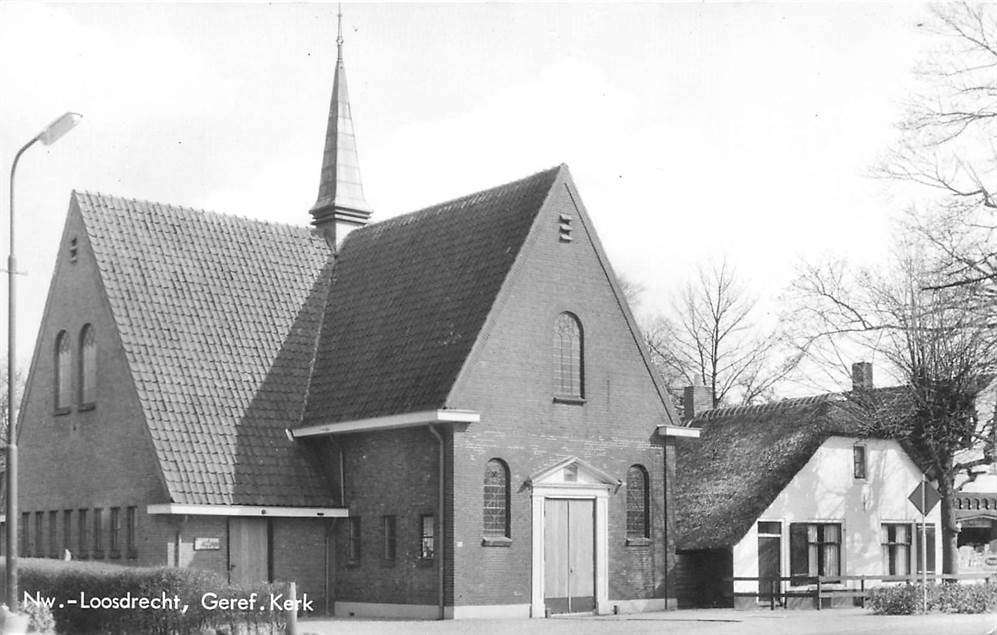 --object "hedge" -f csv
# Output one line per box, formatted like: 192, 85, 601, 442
2, 557, 289, 634
868, 581, 997, 614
